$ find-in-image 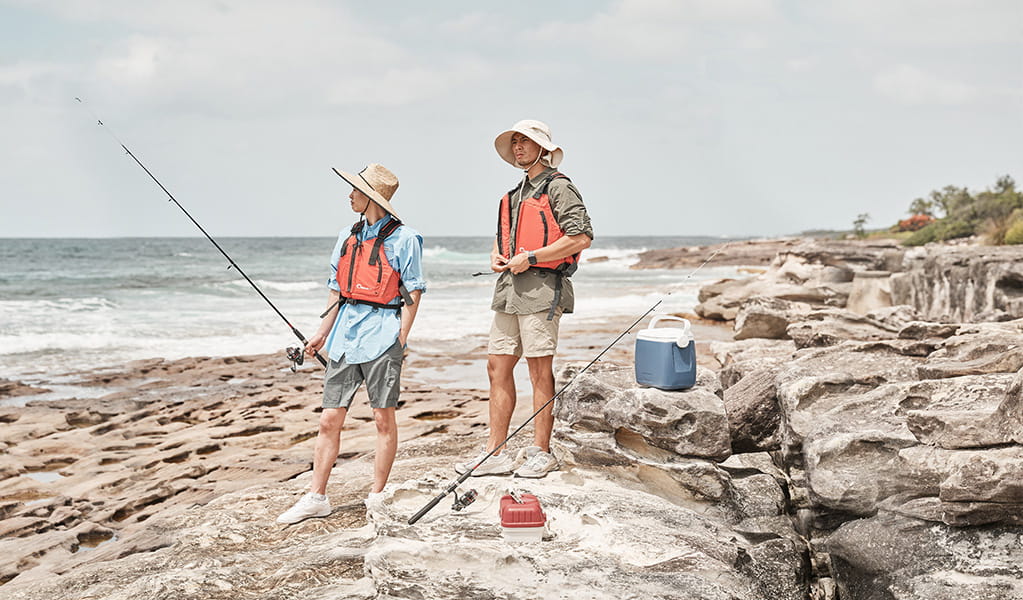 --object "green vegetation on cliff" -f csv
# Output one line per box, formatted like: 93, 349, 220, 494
900, 175, 1023, 246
